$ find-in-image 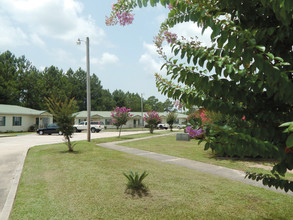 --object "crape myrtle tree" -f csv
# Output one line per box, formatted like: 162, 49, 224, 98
45, 96, 78, 152
166, 111, 177, 131
107, 0, 293, 192
111, 107, 133, 137
144, 111, 161, 133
